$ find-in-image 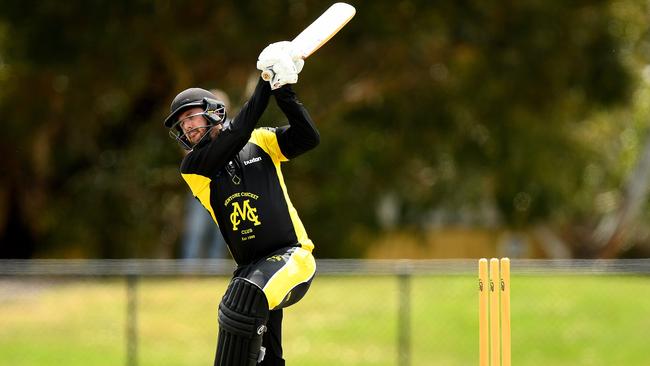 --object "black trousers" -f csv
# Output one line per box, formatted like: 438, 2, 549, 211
261, 309, 284, 365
